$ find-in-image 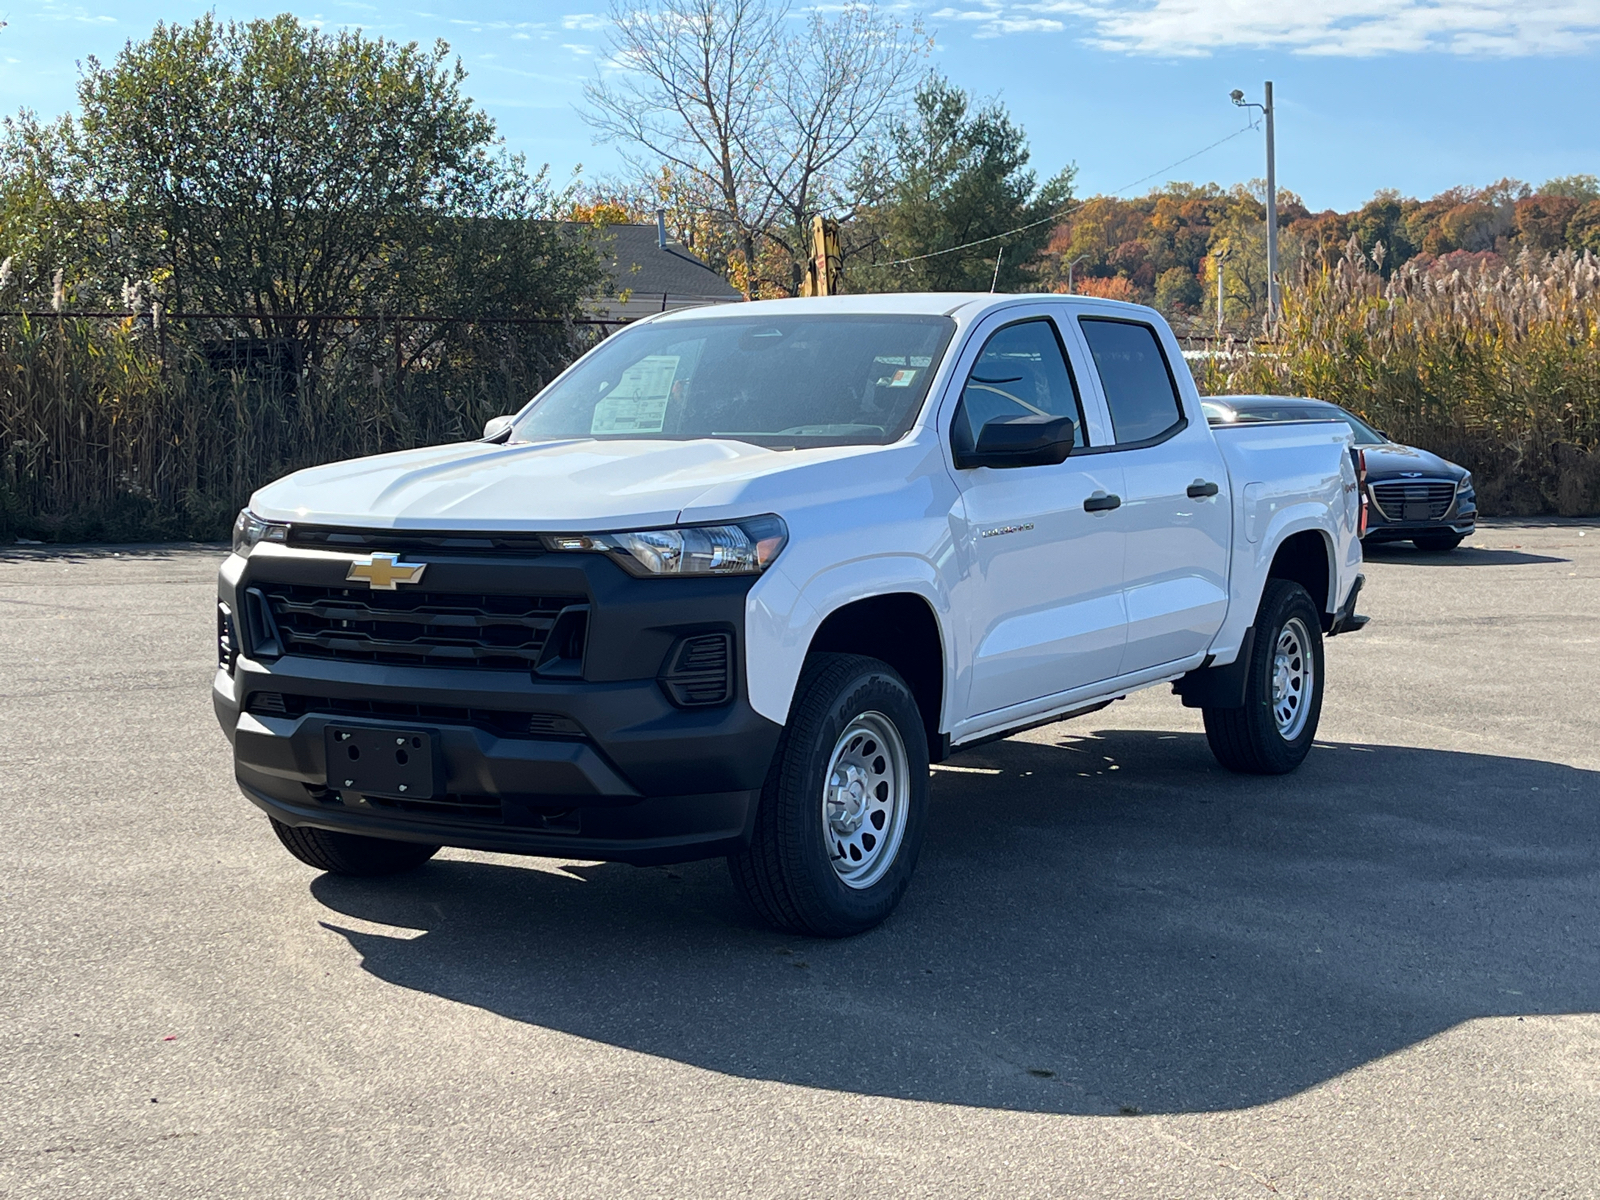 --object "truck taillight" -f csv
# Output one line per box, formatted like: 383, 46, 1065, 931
1355, 448, 1369, 538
